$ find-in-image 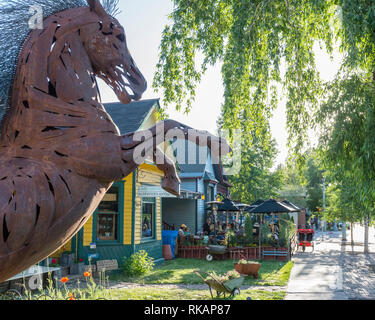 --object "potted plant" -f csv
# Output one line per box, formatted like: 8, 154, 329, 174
234, 259, 261, 278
